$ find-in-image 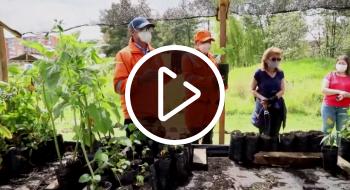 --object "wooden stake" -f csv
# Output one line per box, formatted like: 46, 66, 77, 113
218, 0, 229, 144
0, 26, 8, 82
